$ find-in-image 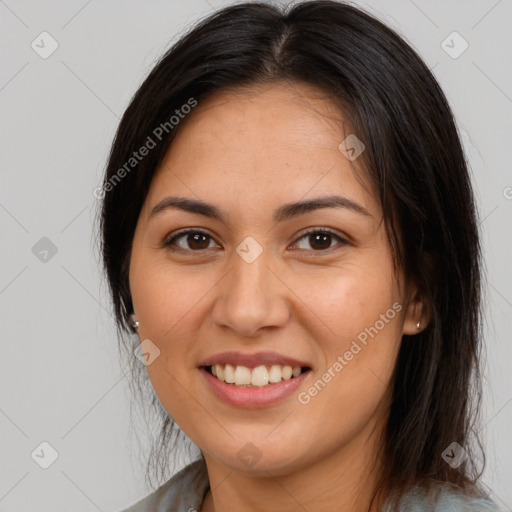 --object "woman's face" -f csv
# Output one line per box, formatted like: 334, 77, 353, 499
129, 82, 420, 476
